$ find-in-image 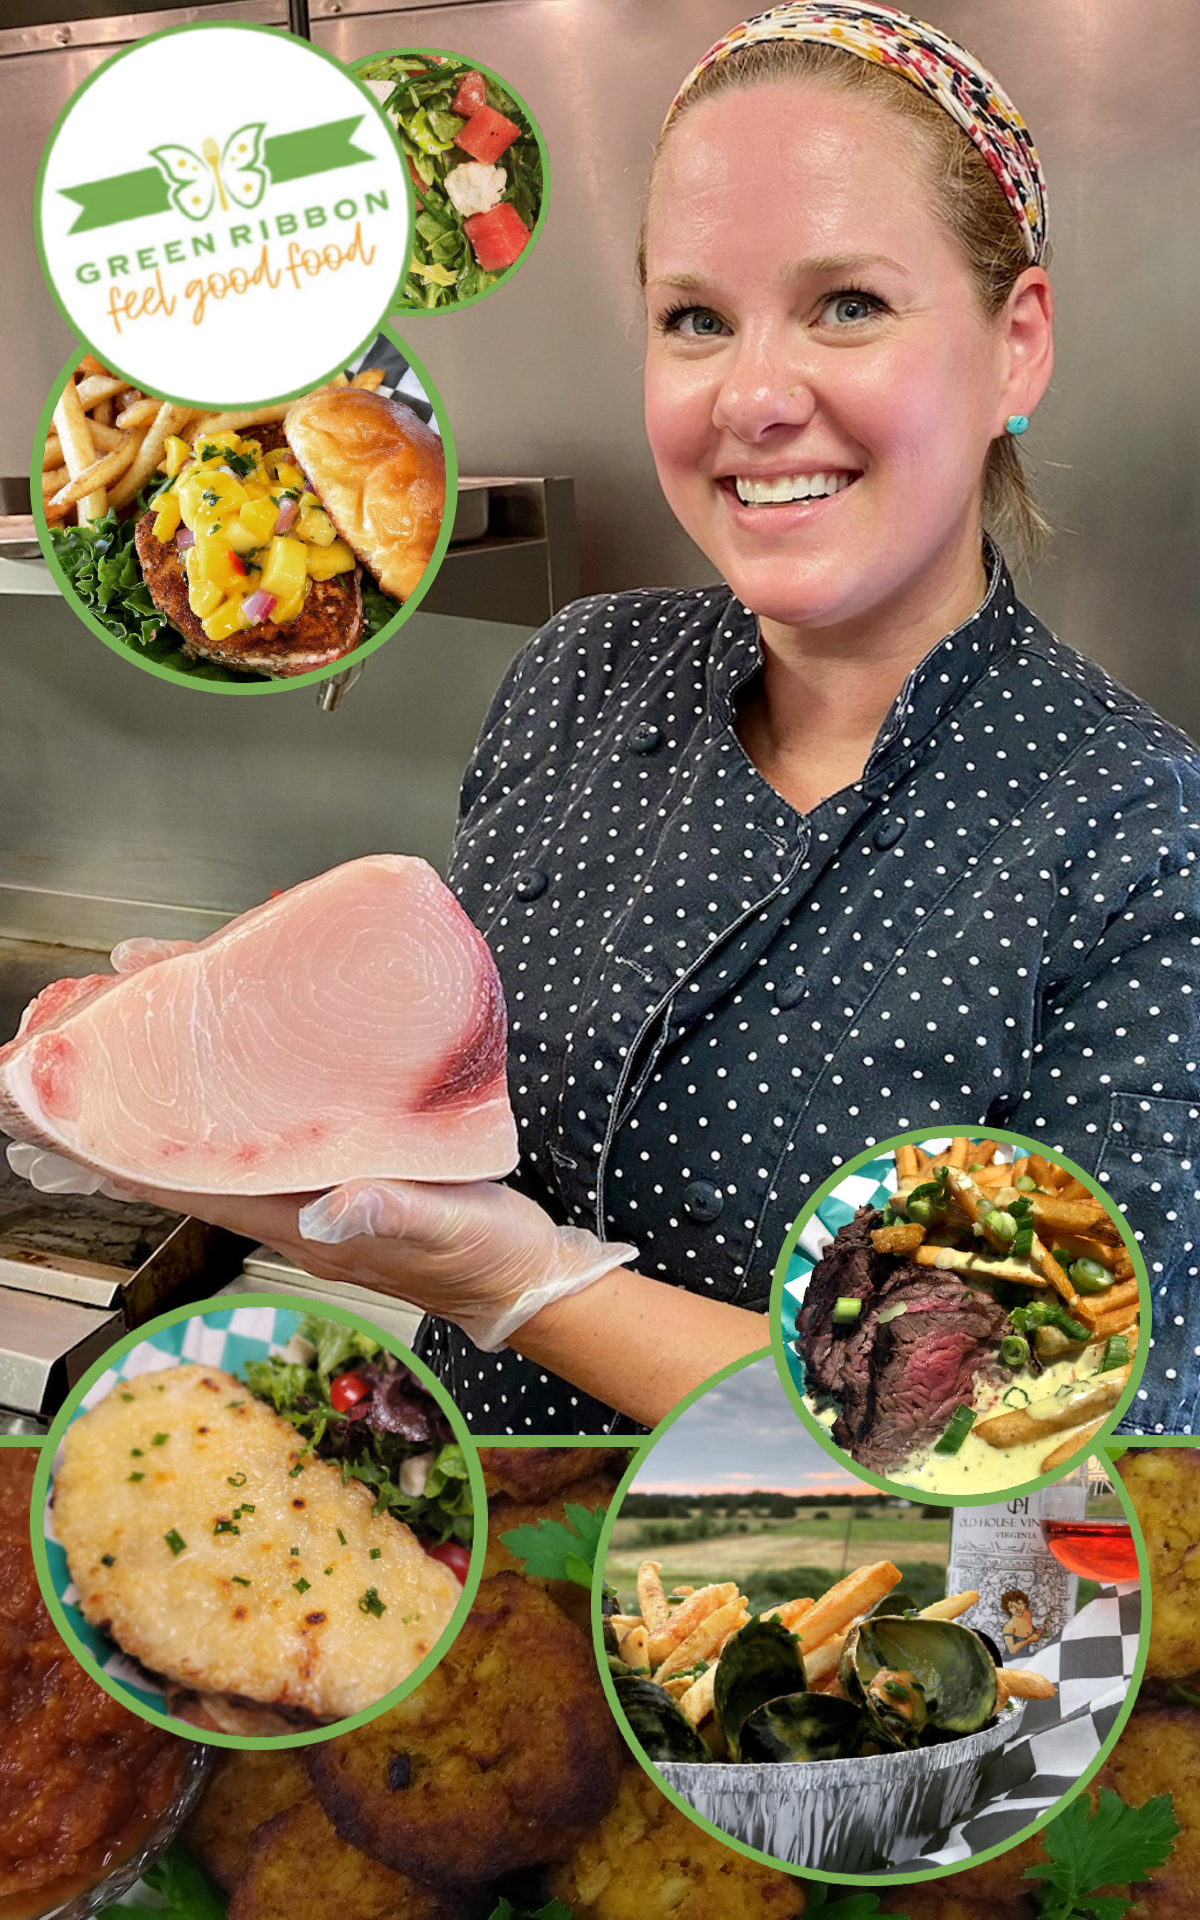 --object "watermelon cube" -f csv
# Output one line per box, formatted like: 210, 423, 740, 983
451, 69, 489, 117
463, 202, 531, 272
455, 104, 522, 164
